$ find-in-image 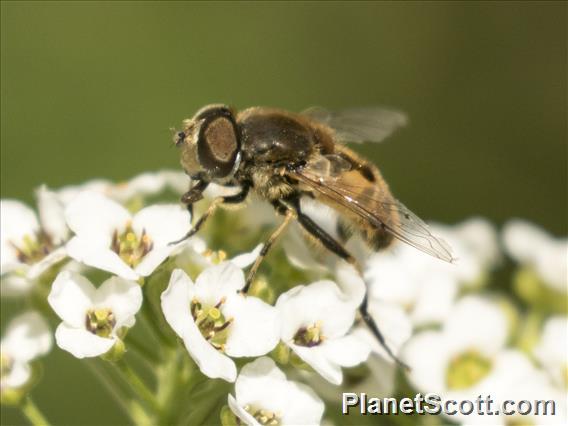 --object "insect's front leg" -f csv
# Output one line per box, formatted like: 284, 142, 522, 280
170, 182, 250, 245
181, 179, 209, 222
